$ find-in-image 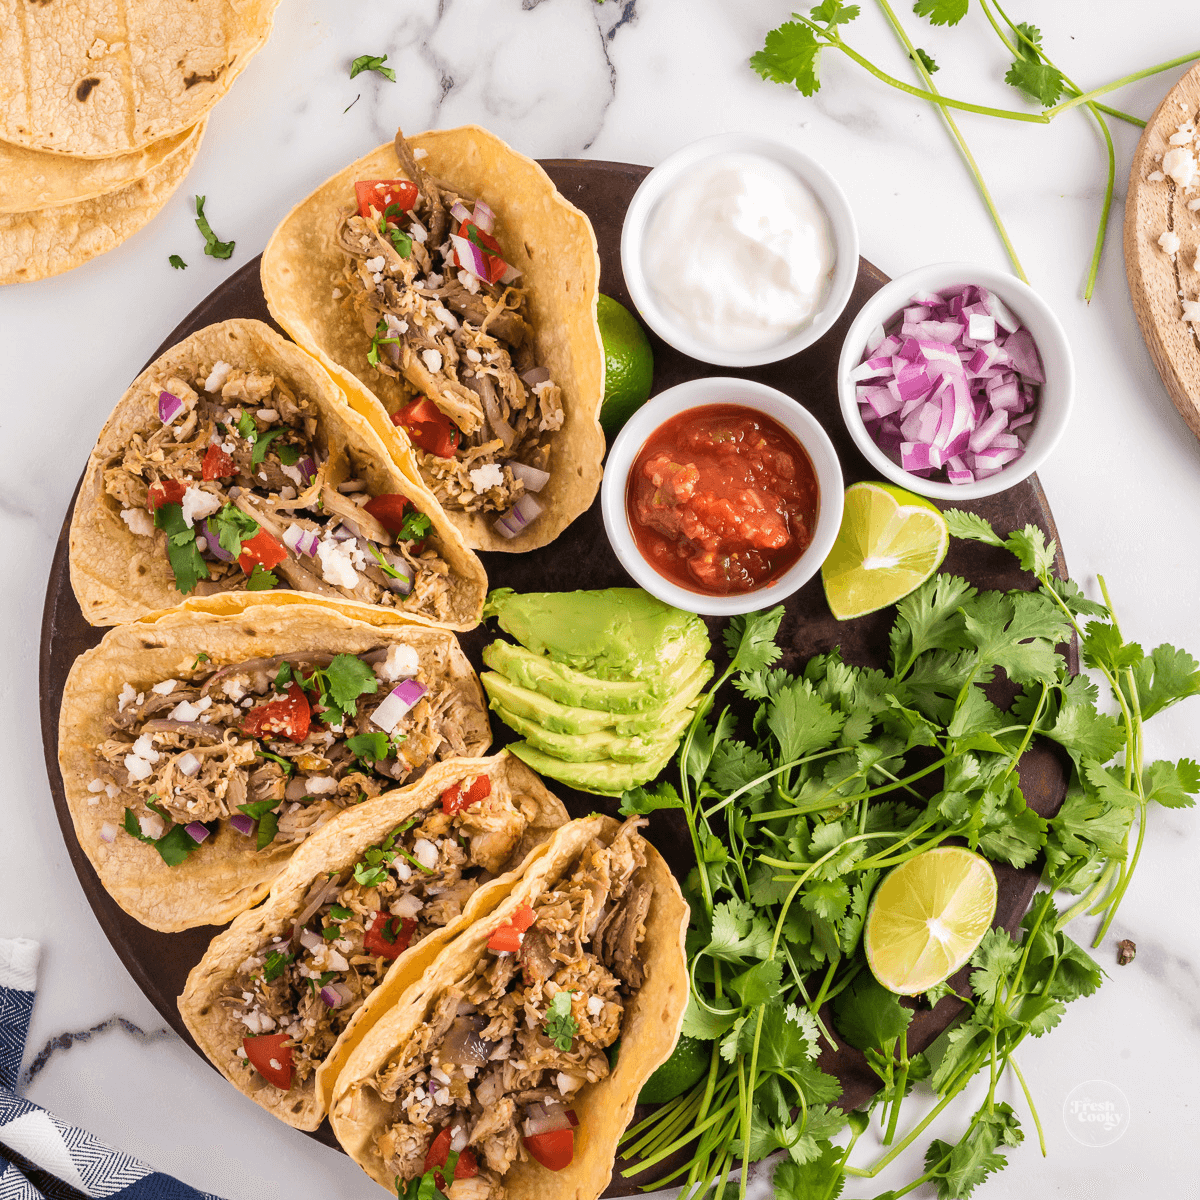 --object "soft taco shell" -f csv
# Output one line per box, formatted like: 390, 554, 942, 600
0, 0, 277, 157
69, 318, 487, 630
261, 125, 606, 553
57, 597, 492, 932
178, 751, 569, 1131
0, 127, 197, 213
0, 122, 203, 285
329, 814, 689, 1199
